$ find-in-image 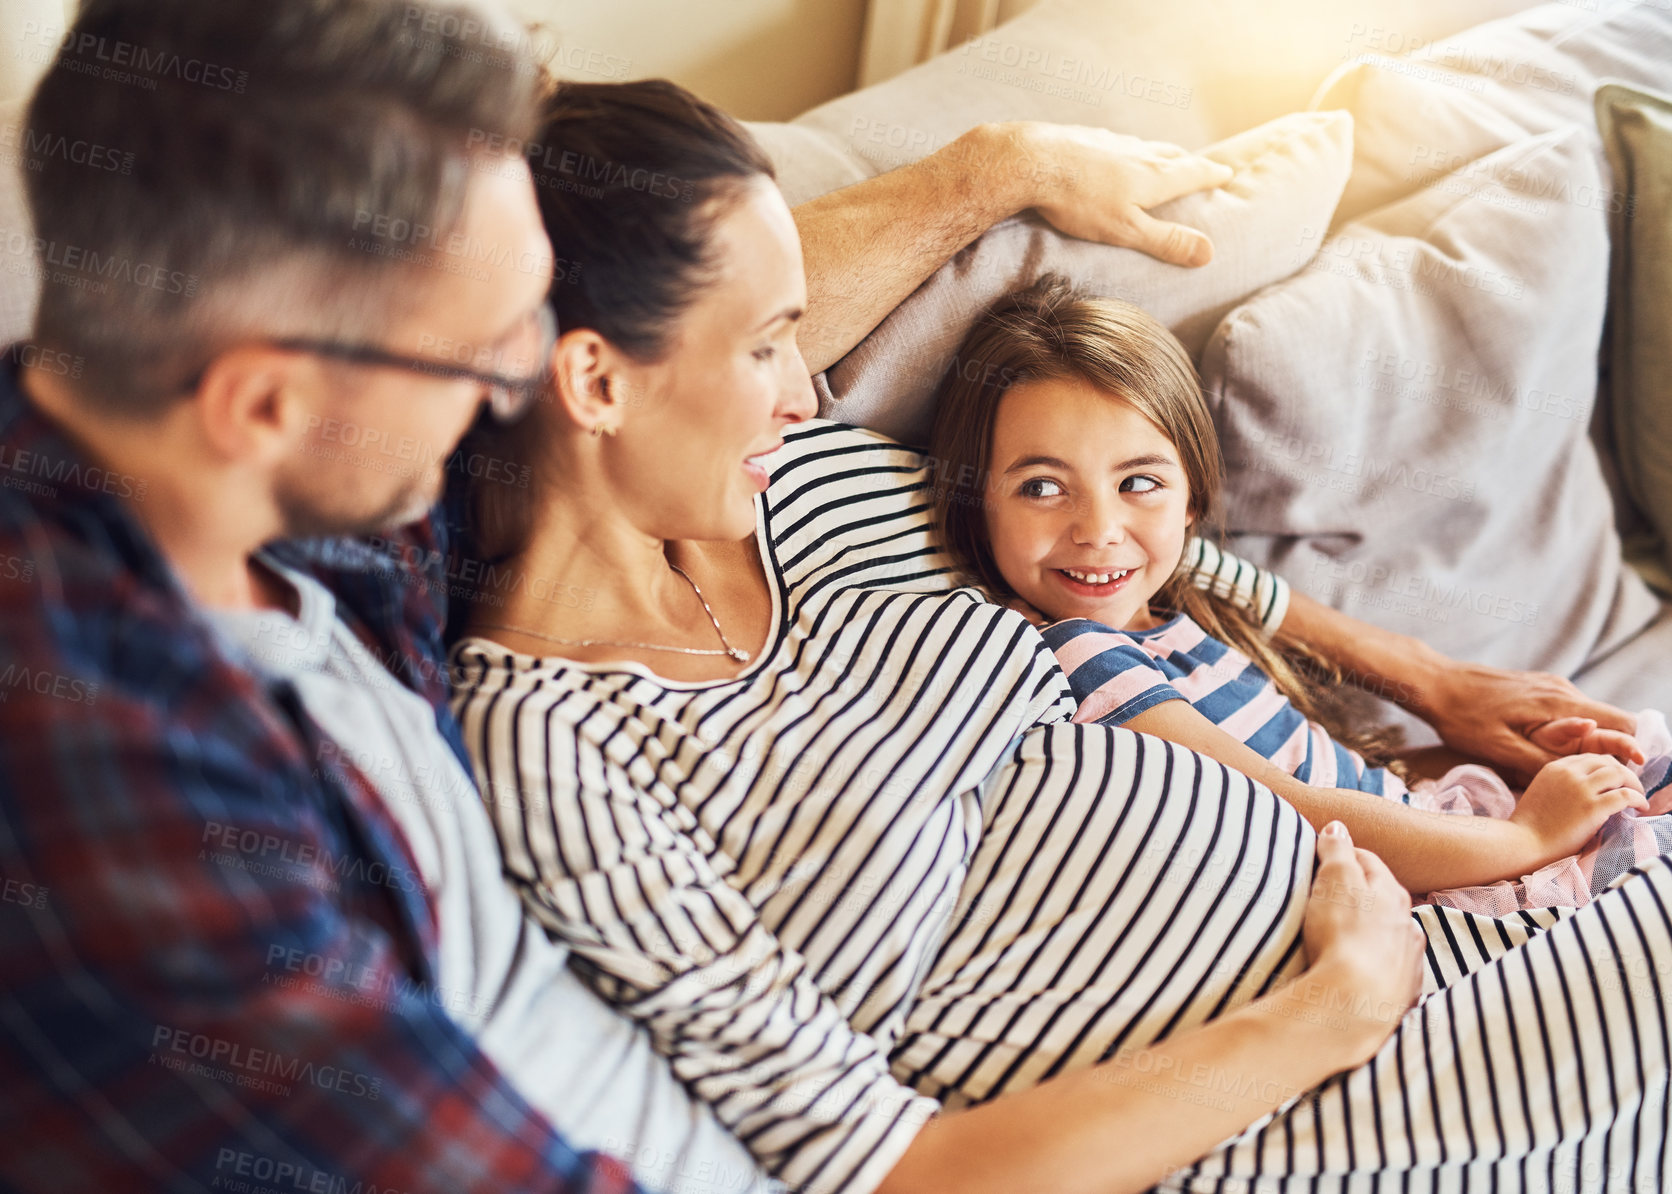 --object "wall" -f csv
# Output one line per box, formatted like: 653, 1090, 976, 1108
0, 0, 73, 104
505, 0, 870, 122
0, 1, 870, 121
